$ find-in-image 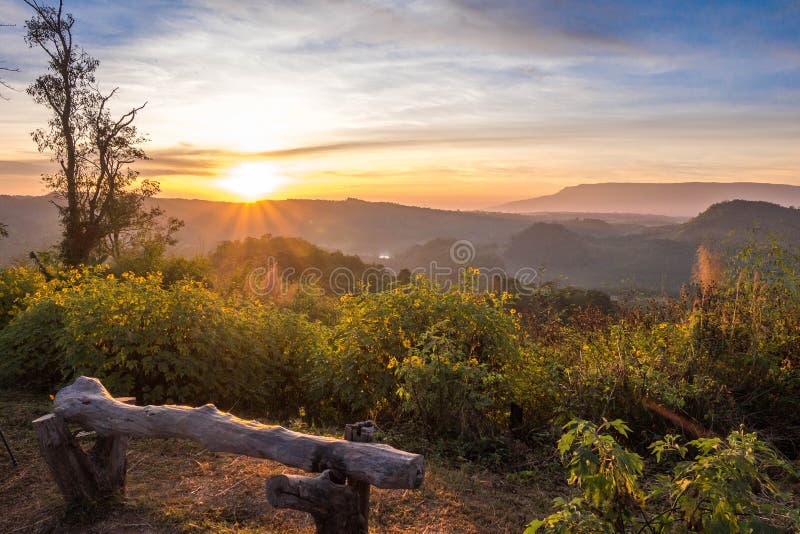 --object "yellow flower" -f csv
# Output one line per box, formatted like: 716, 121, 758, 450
402, 338, 412, 349
582, 344, 590, 351
387, 357, 398, 369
